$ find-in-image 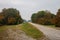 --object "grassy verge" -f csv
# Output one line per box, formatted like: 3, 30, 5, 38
19, 22, 44, 39
43, 25, 60, 30
44, 25, 55, 28
0, 23, 44, 40
0, 25, 17, 32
